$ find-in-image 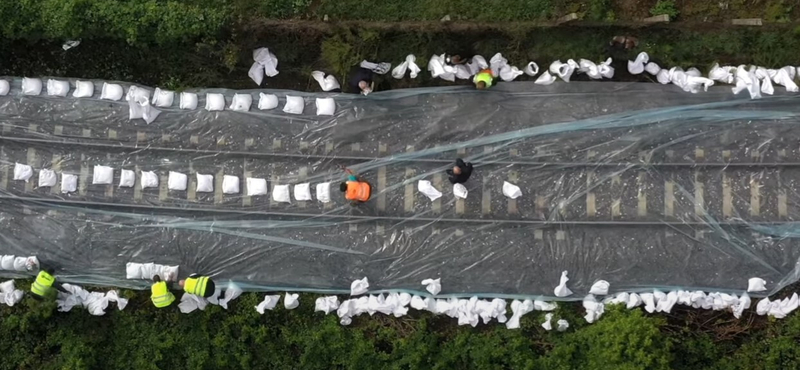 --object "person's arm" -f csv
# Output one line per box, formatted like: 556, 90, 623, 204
52, 281, 69, 294
446, 169, 454, 176
348, 175, 357, 182
455, 158, 466, 168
